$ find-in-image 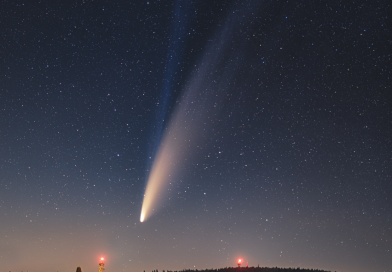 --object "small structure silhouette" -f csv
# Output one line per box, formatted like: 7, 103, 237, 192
99, 257, 105, 272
